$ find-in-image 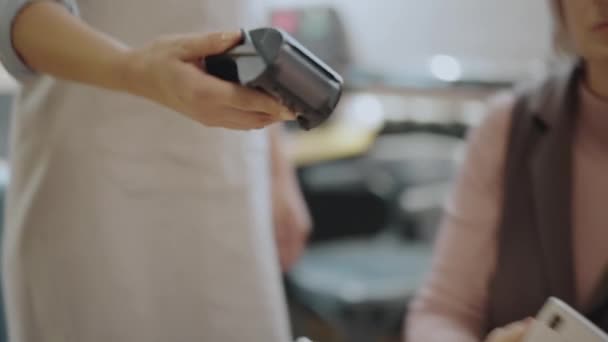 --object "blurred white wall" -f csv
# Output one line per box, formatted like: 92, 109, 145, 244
264, 0, 553, 81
